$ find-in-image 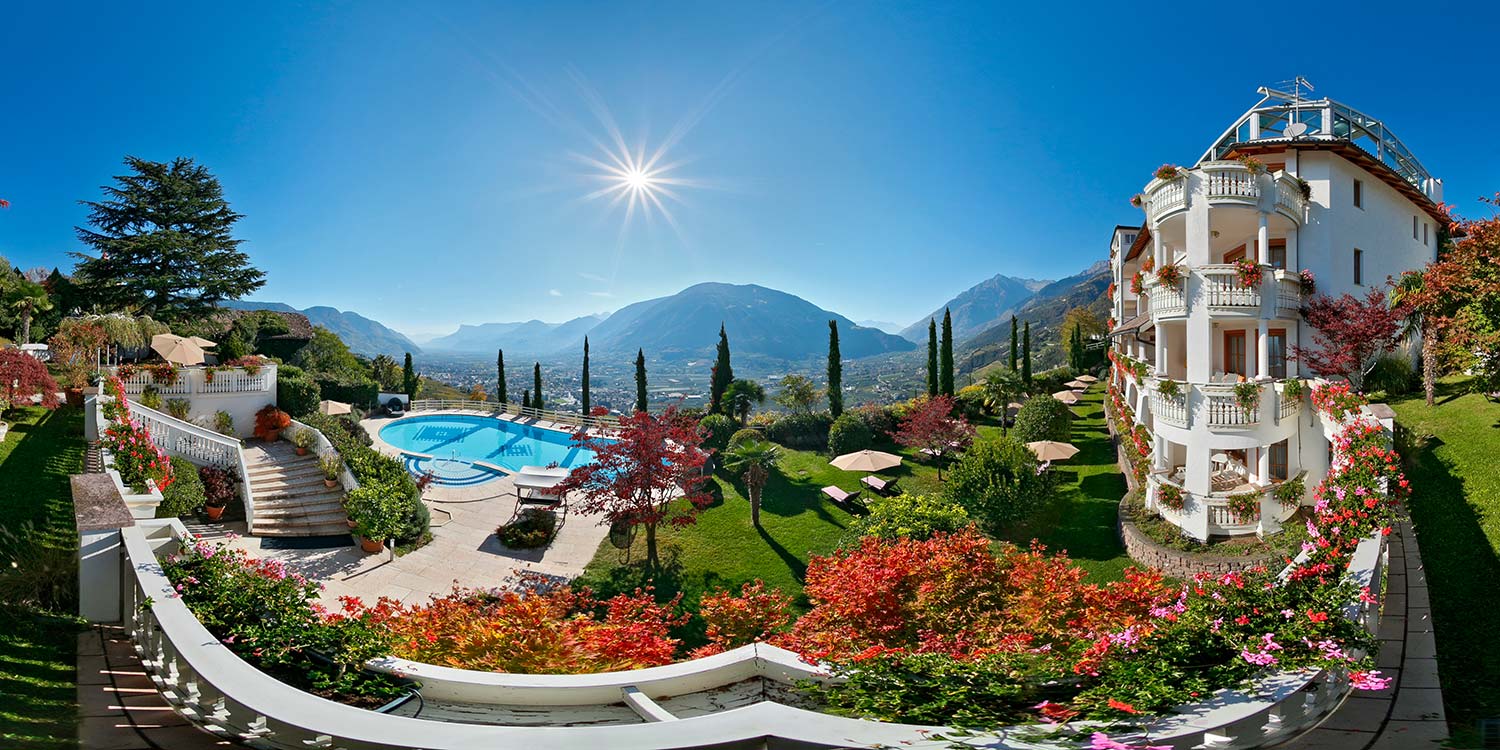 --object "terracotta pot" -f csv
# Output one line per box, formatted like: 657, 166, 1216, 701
65, 388, 85, 408
295, 447, 308, 456
325, 478, 338, 488
359, 536, 385, 554
205, 504, 225, 521
265, 429, 282, 443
